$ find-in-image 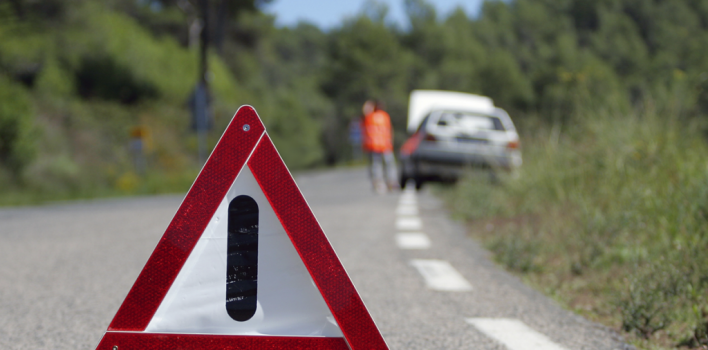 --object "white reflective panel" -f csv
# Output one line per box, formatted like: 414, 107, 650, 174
145, 167, 342, 337
410, 259, 472, 292
395, 233, 431, 250
396, 217, 422, 231
466, 318, 568, 350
